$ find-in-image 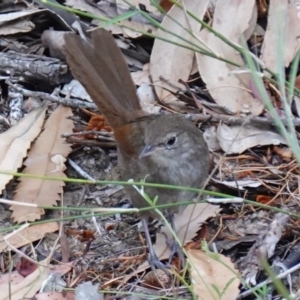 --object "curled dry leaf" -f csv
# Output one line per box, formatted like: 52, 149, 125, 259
188, 249, 240, 300
11, 105, 74, 223
196, 0, 264, 115
0, 106, 47, 194
150, 0, 210, 105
